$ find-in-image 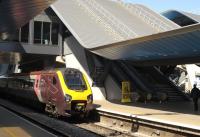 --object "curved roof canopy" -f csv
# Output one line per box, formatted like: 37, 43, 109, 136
52, 0, 200, 64
0, 0, 55, 35
0, 0, 200, 65
162, 10, 199, 26
52, 0, 179, 49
